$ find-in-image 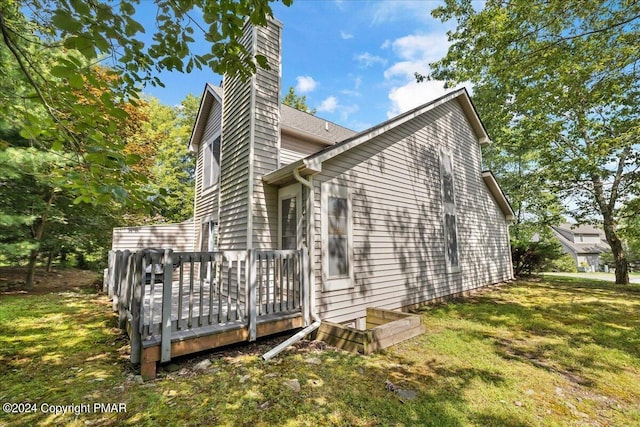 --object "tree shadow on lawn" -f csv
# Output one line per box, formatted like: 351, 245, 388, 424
0, 289, 129, 383
160, 341, 518, 427
415, 279, 640, 382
